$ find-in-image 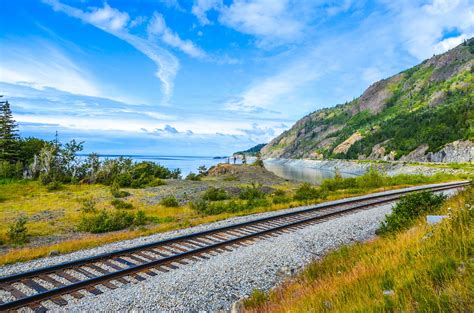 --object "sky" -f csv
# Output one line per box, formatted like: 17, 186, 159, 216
0, 0, 473, 156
